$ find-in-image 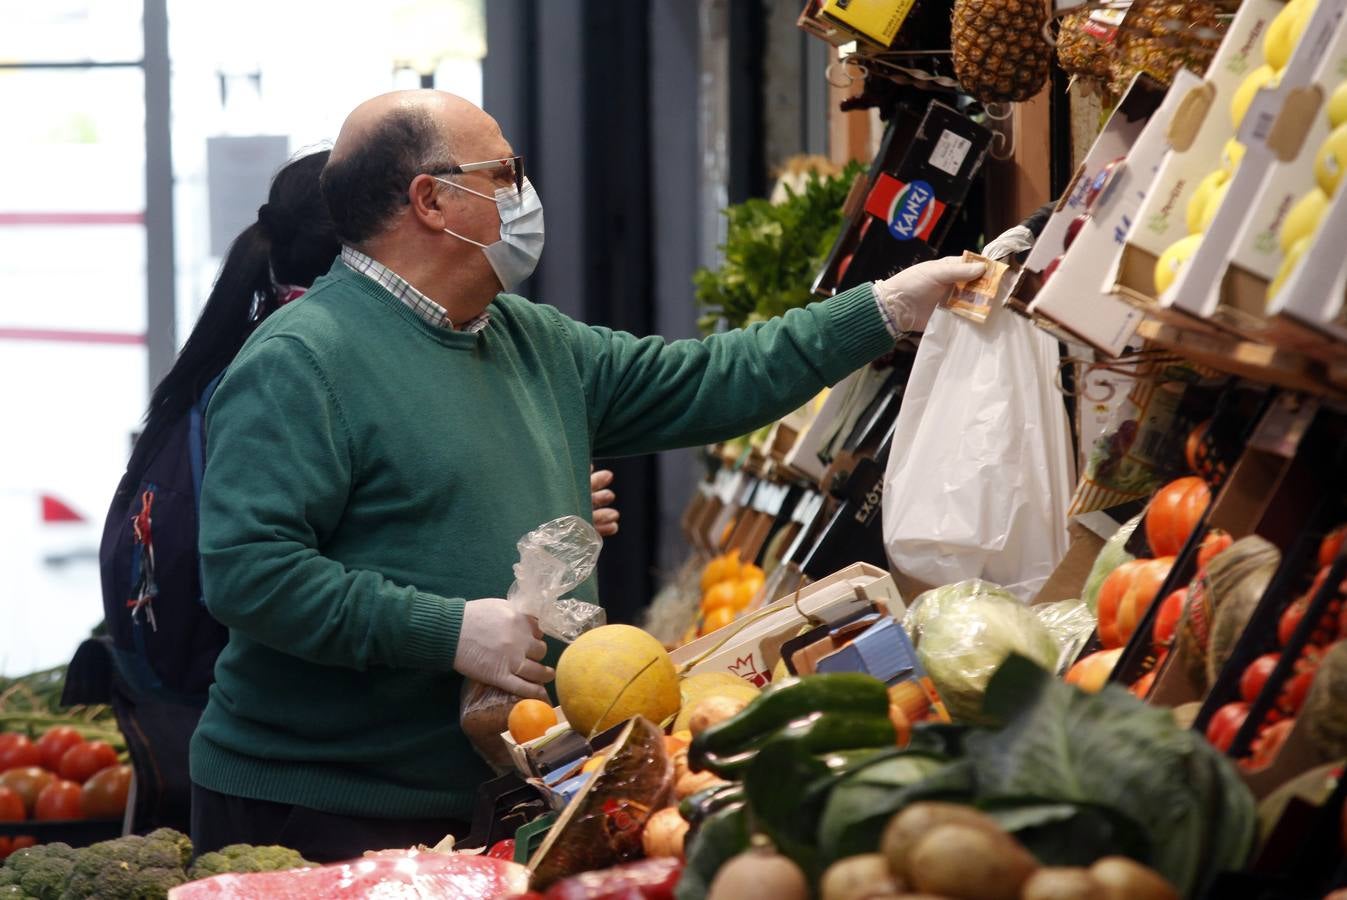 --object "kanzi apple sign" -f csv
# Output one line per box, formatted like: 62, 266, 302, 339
865, 174, 946, 242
